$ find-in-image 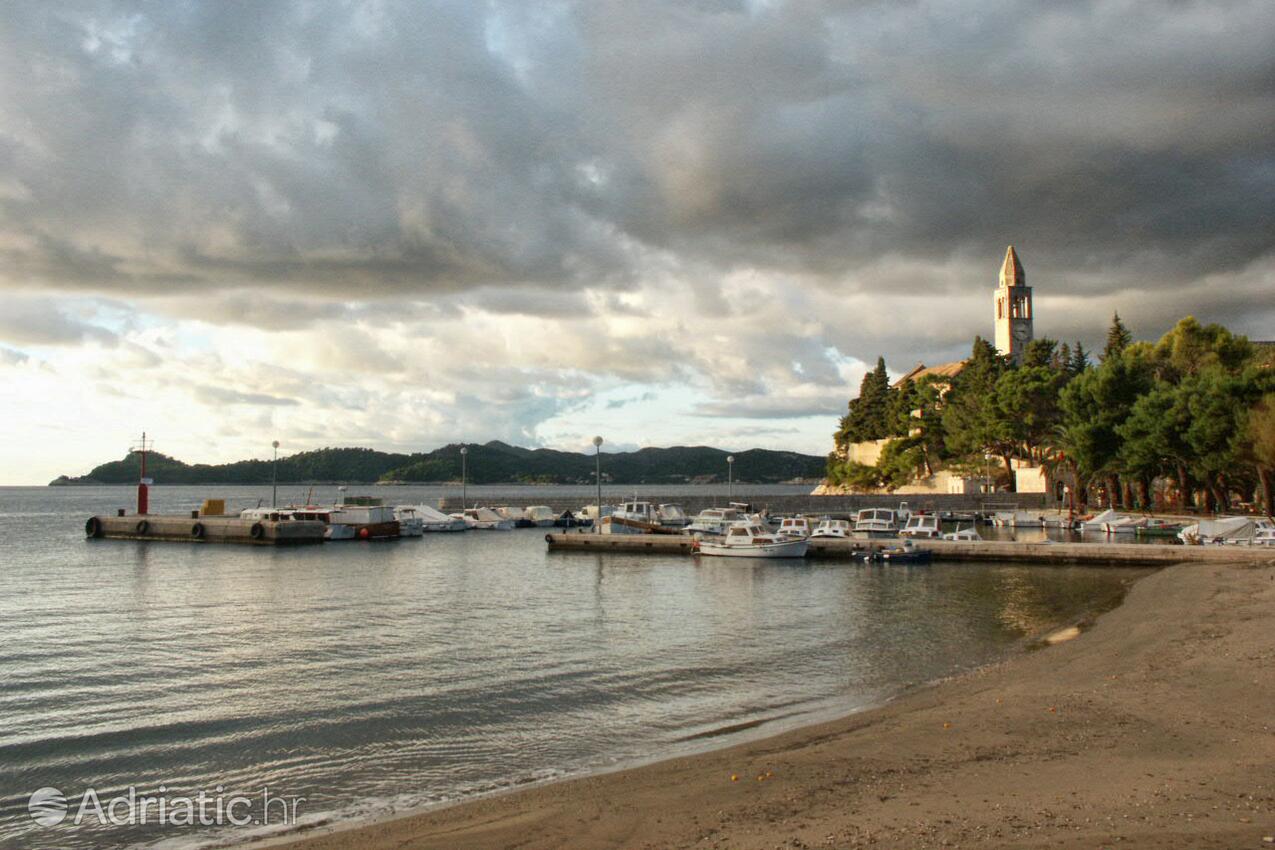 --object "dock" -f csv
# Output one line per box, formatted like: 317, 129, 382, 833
87, 514, 326, 545
544, 533, 1275, 566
